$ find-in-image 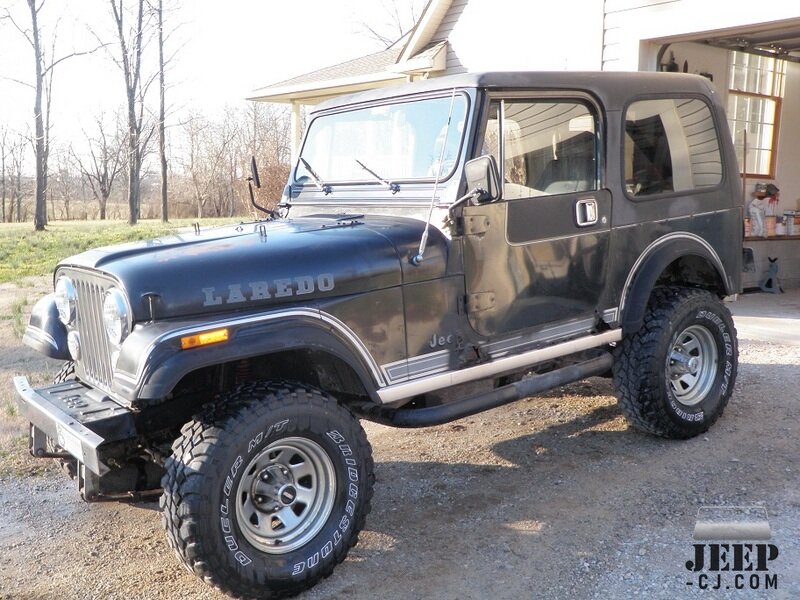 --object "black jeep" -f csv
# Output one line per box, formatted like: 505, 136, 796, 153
15, 71, 741, 598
